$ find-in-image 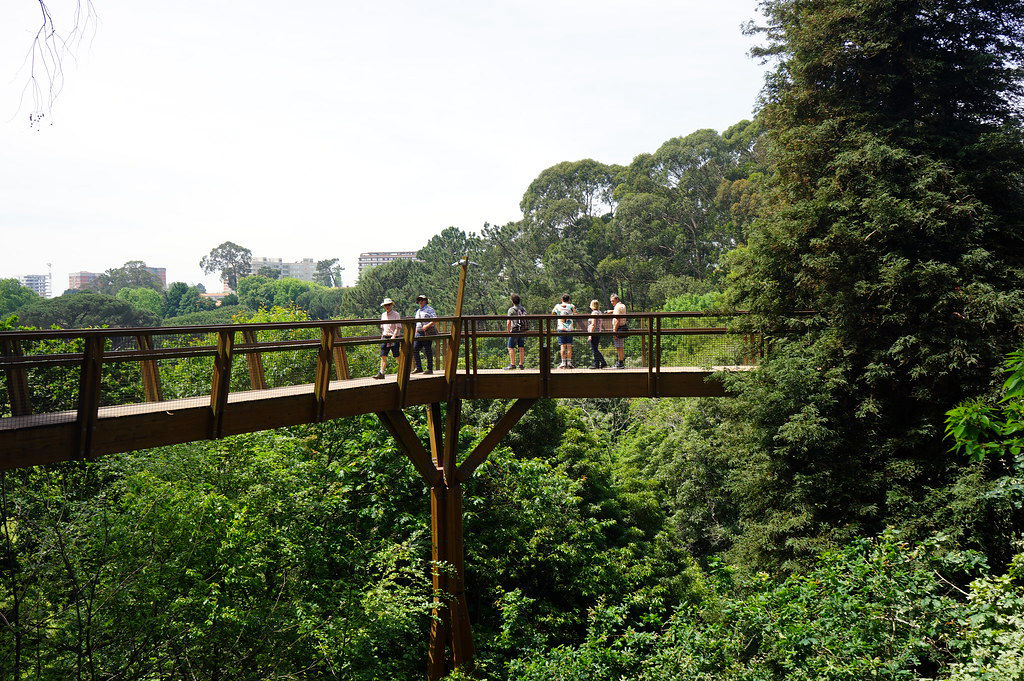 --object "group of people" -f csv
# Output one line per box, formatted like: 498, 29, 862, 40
531, 293, 628, 370
373, 292, 629, 379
